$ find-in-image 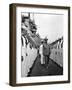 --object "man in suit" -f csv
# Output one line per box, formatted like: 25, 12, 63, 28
43, 37, 51, 68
